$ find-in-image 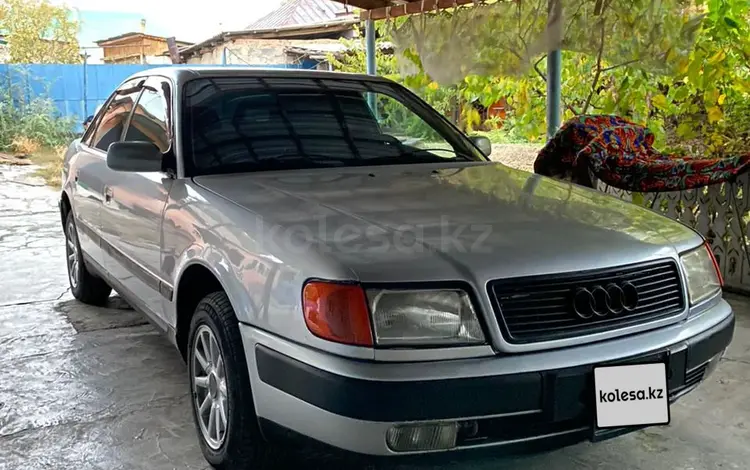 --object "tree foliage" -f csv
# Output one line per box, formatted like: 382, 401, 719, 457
326, 23, 400, 78
0, 0, 80, 64
470, 0, 750, 154
331, 0, 750, 156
